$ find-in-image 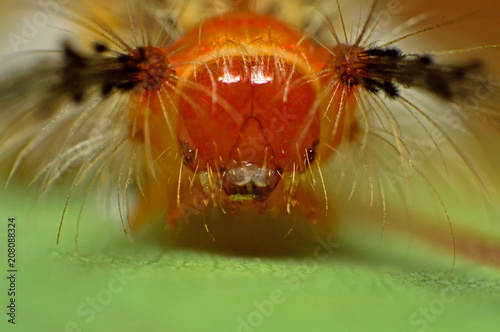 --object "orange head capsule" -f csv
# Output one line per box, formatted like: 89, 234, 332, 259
149, 11, 333, 215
